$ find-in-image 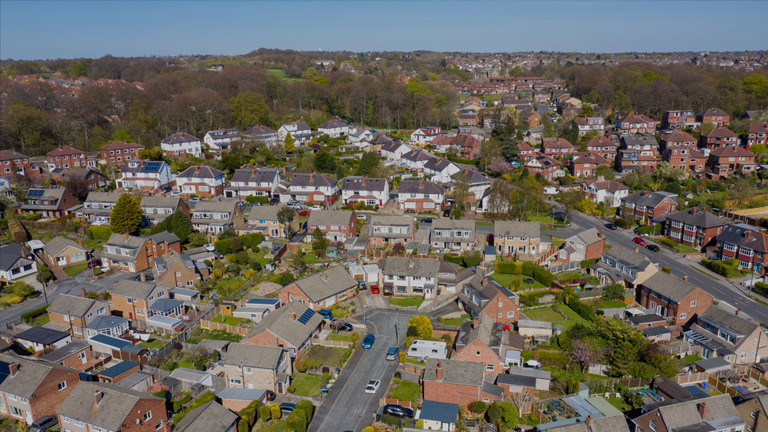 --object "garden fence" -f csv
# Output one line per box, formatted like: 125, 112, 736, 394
200, 319, 250, 335
547, 261, 581, 274
310, 338, 352, 348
